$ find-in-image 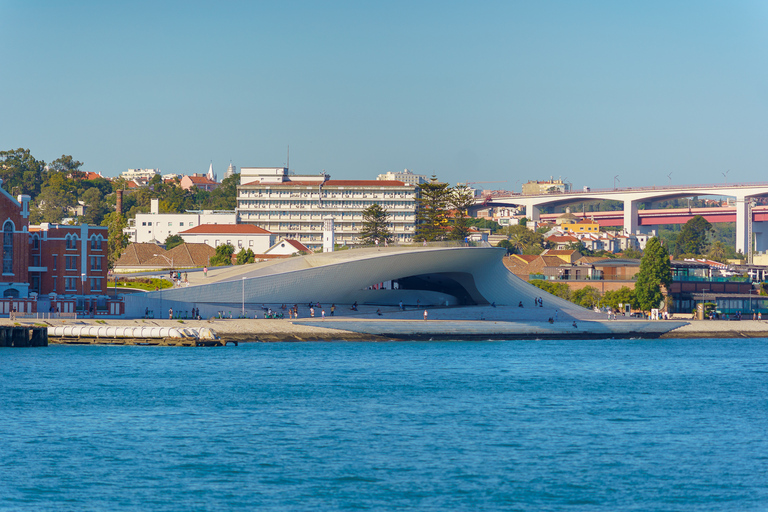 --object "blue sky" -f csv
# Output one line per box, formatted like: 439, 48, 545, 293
1, 1, 766, 190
